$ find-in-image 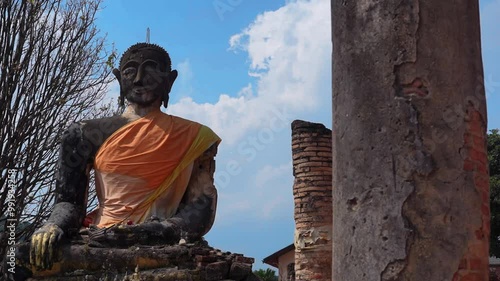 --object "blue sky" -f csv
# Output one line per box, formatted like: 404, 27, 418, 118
95, 0, 500, 270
